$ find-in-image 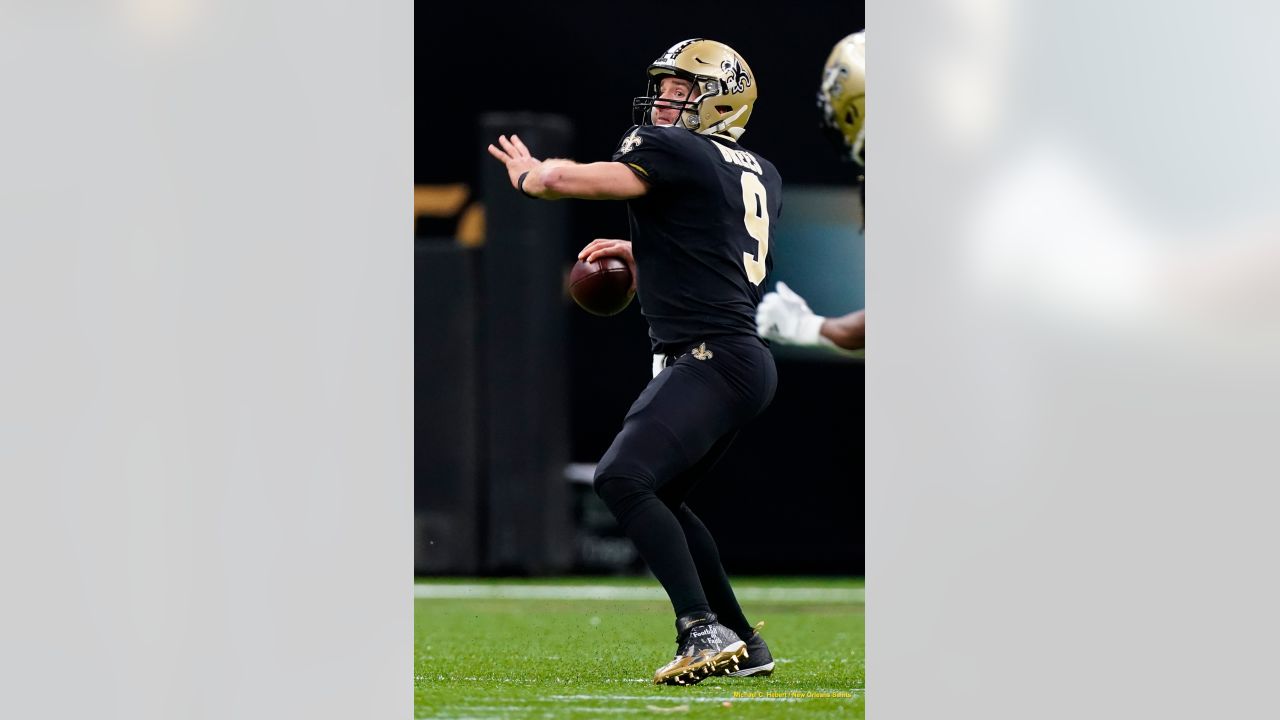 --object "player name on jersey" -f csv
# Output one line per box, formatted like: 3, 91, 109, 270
711, 141, 762, 175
